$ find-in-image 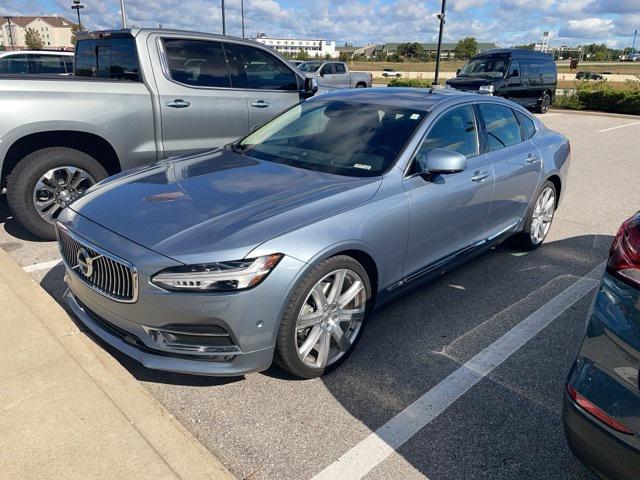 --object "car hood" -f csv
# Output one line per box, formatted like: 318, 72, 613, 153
445, 77, 493, 90
69, 149, 381, 263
